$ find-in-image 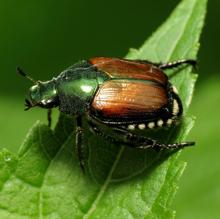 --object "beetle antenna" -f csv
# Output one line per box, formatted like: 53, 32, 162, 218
17, 67, 36, 84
